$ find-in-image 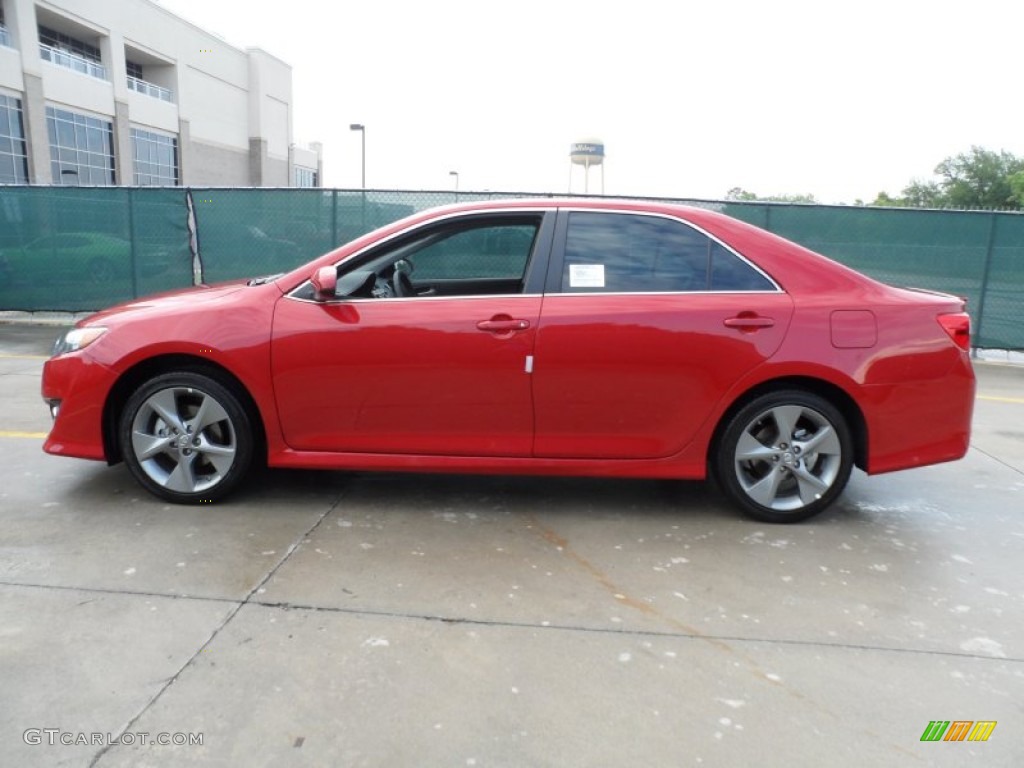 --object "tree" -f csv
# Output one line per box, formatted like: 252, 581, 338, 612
901, 179, 945, 208
725, 187, 758, 201
1011, 170, 1024, 207
726, 187, 816, 203
936, 147, 1024, 209
873, 147, 1024, 210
